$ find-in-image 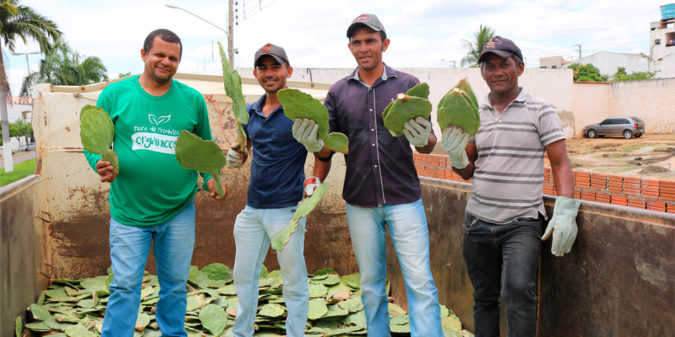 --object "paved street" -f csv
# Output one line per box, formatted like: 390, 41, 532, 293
0, 150, 36, 168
